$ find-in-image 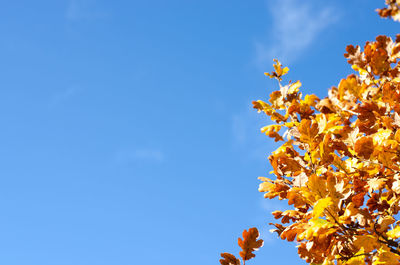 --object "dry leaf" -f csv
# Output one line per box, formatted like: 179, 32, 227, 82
238, 228, 264, 261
